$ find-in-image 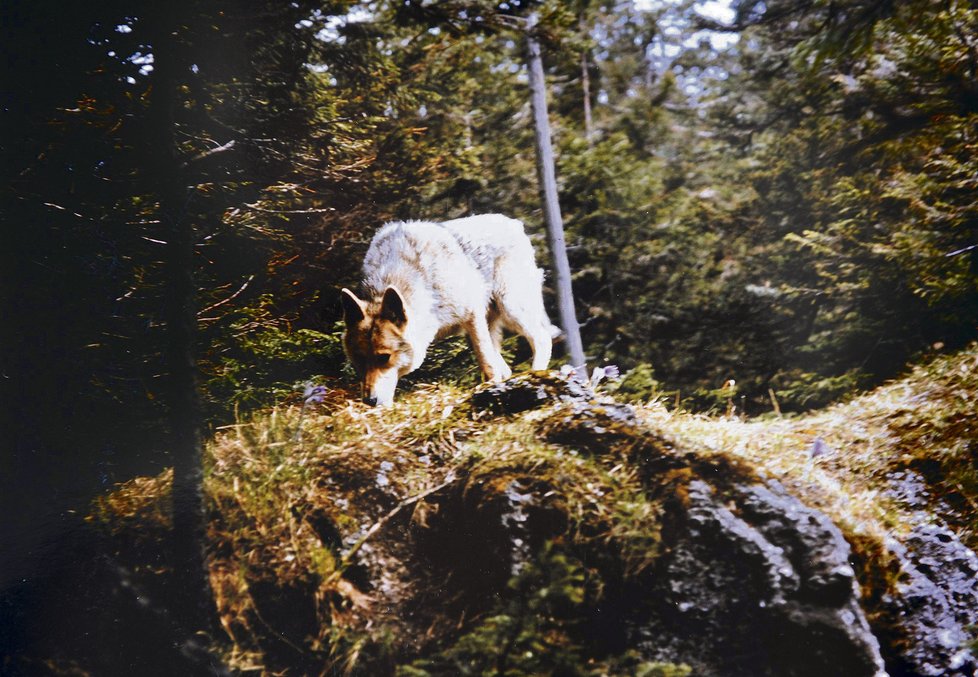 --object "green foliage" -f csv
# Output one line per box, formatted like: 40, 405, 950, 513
204, 309, 346, 418
606, 363, 661, 403
9, 0, 978, 486
771, 369, 865, 411
598, 655, 692, 677
720, 0, 978, 407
